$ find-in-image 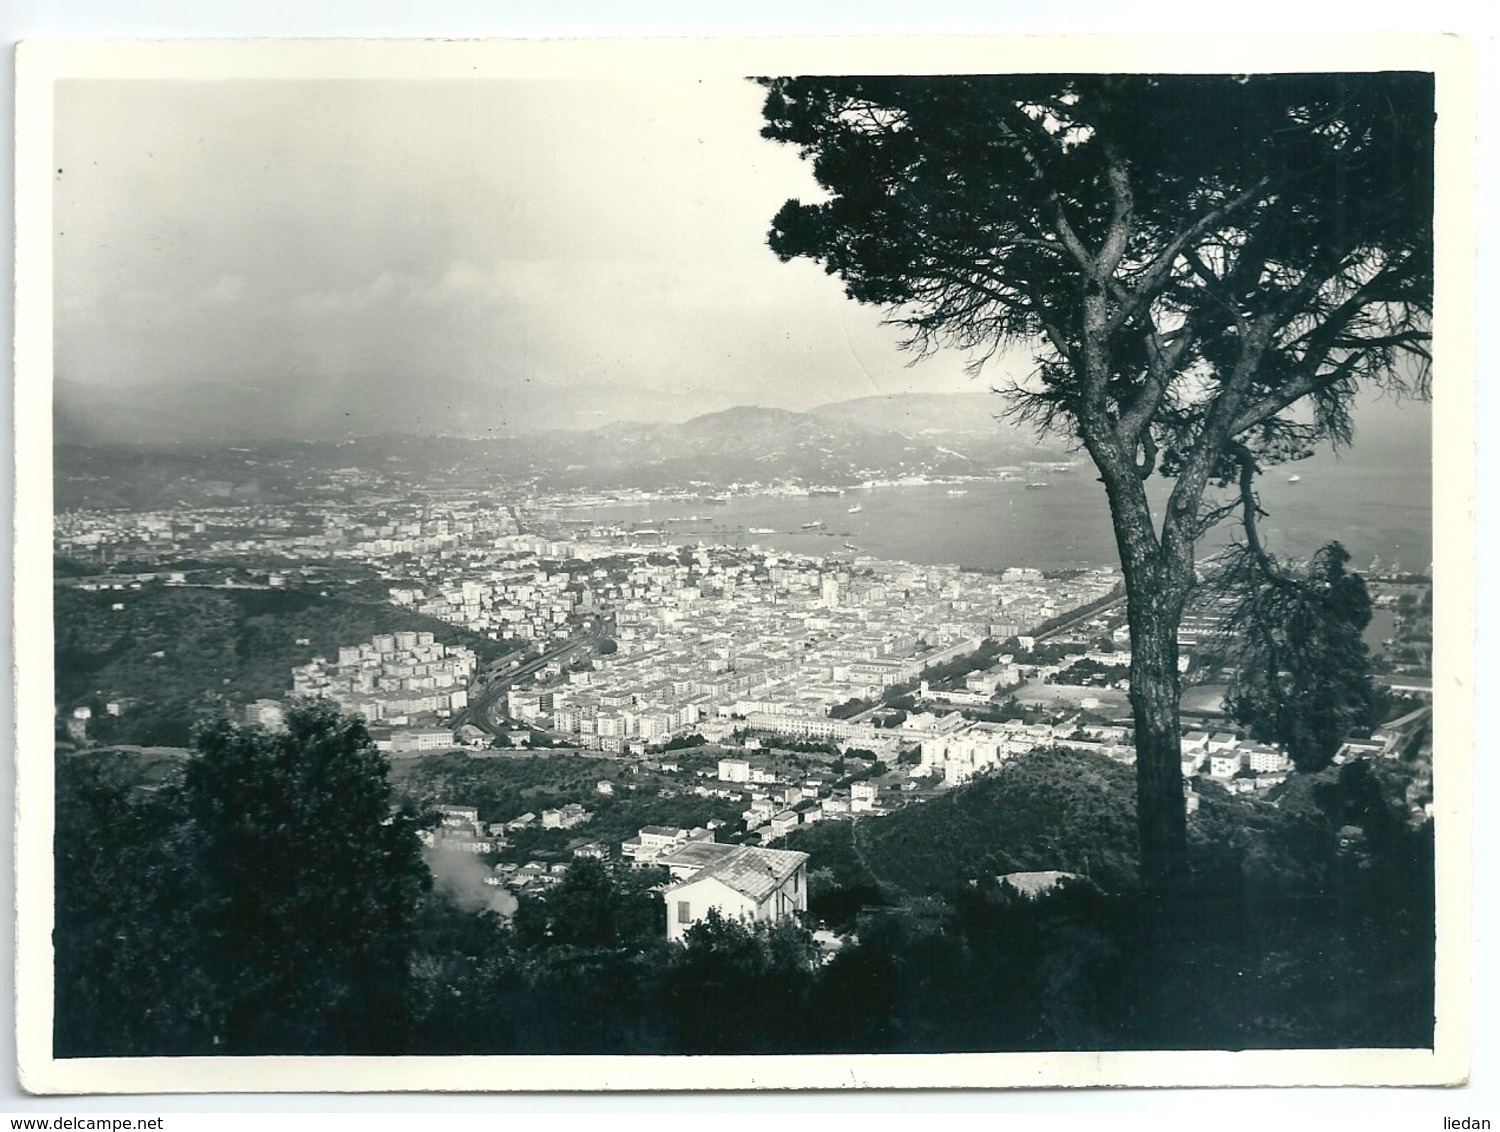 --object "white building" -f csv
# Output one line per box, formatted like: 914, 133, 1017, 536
390, 728, 455, 754
620, 823, 701, 863
664, 845, 810, 943
1207, 751, 1242, 779
1242, 743, 1290, 774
